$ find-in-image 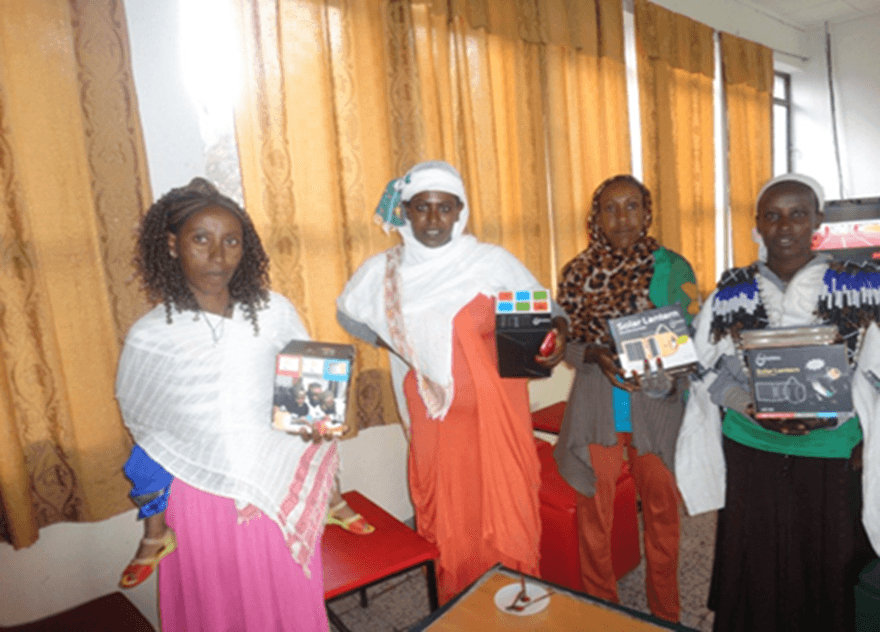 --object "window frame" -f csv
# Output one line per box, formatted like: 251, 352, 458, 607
773, 70, 793, 174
